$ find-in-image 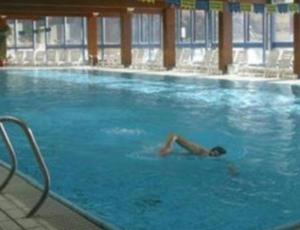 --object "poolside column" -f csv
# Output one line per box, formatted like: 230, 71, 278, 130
294, 0, 300, 78
163, 7, 176, 70
87, 15, 98, 66
218, 3, 233, 74
121, 9, 132, 68
0, 17, 7, 67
